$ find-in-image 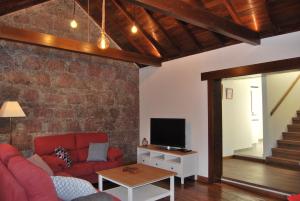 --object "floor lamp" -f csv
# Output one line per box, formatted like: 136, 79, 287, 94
0, 101, 26, 144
